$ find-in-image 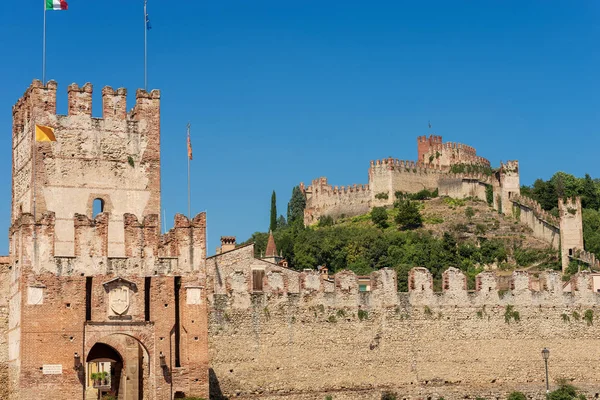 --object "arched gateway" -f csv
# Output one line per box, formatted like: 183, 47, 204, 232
85, 335, 150, 400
